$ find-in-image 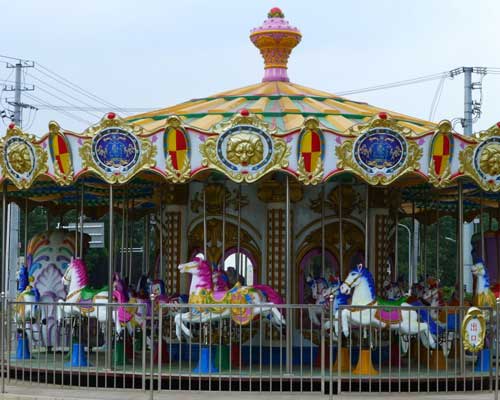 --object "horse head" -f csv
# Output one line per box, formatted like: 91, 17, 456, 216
62, 258, 88, 289
340, 263, 365, 295
178, 256, 212, 290
150, 279, 166, 296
